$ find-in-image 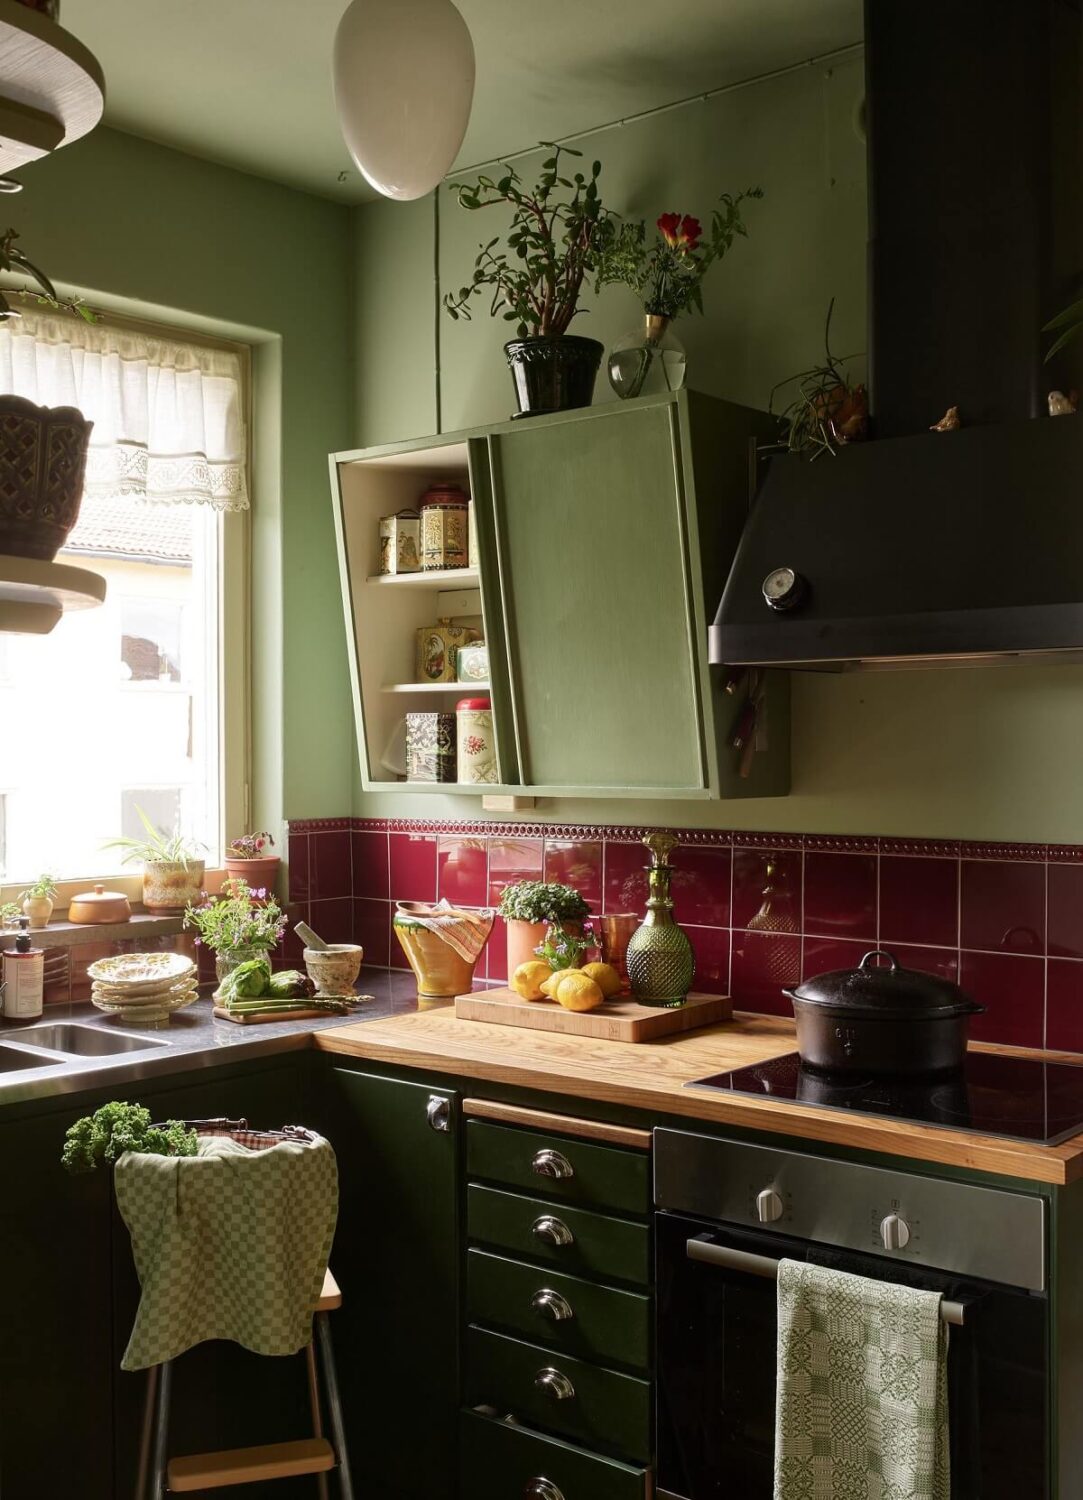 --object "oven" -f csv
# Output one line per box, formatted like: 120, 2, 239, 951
653, 1129, 1050, 1500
